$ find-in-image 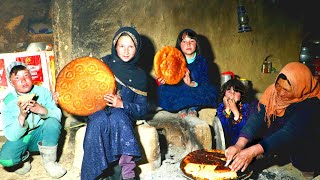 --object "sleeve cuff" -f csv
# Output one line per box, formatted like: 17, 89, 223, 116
22, 120, 29, 128
192, 81, 198, 87
39, 108, 48, 118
